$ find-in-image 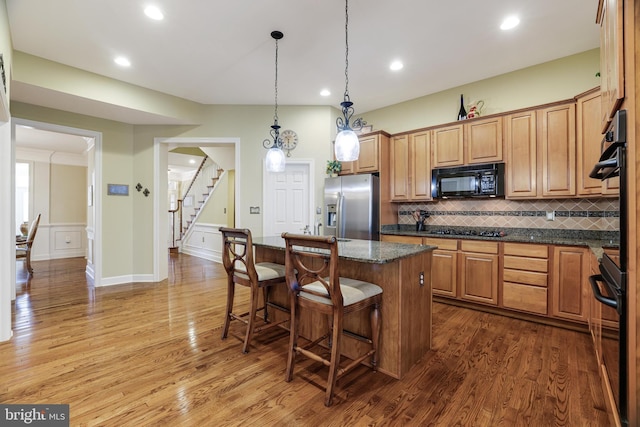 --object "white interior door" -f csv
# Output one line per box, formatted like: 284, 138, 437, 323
263, 160, 313, 237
